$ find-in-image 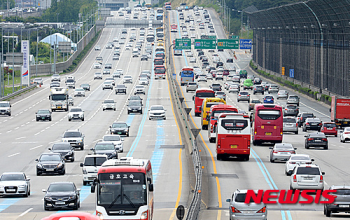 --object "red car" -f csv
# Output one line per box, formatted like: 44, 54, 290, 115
321, 122, 337, 137
42, 212, 100, 220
